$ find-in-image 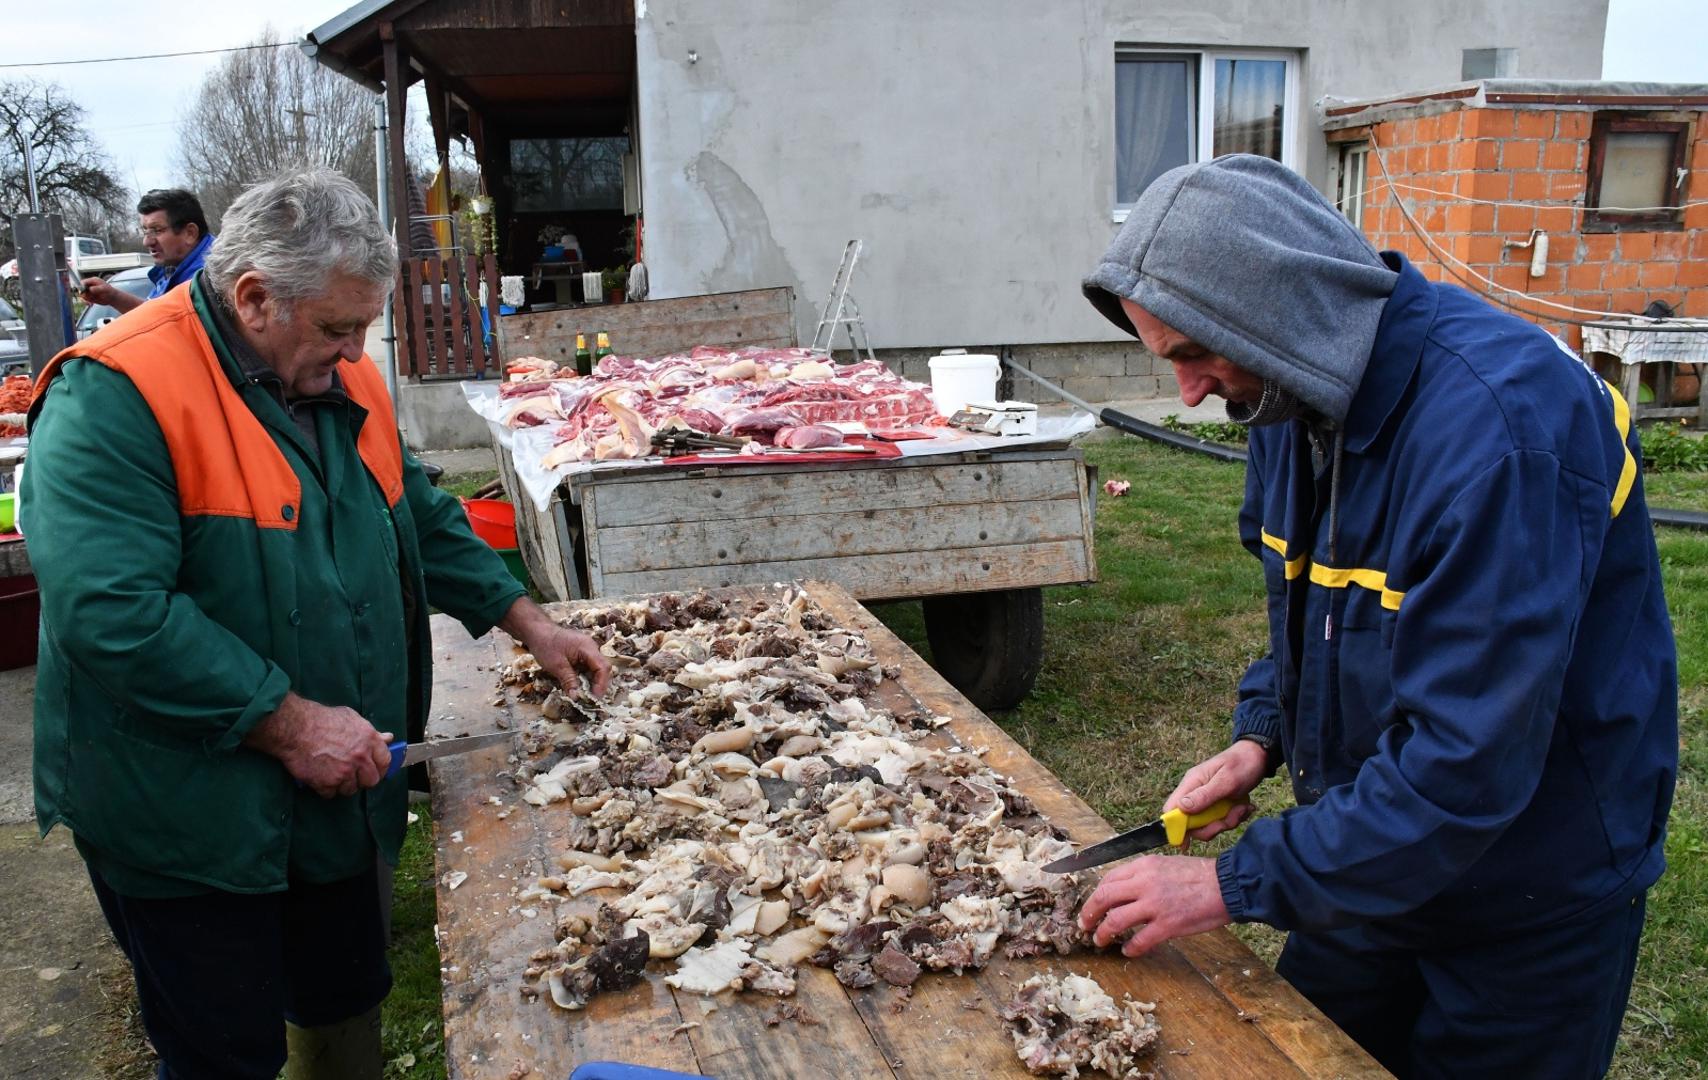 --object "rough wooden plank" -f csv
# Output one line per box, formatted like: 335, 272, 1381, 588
491, 432, 575, 602
464, 254, 489, 376
483, 255, 504, 373
444, 256, 470, 375
595, 498, 1087, 575
581, 456, 1086, 530
675, 966, 897, 1080
1074, 446, 1100, 584
807, 584, 1385, 1080
426, 258, 449, 377
426, 586, 1382, 1079
1171, 932, 1385, 1080
498, 286, 796, 364
428, 622, 704, 1079
592, 540, 1092, 601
